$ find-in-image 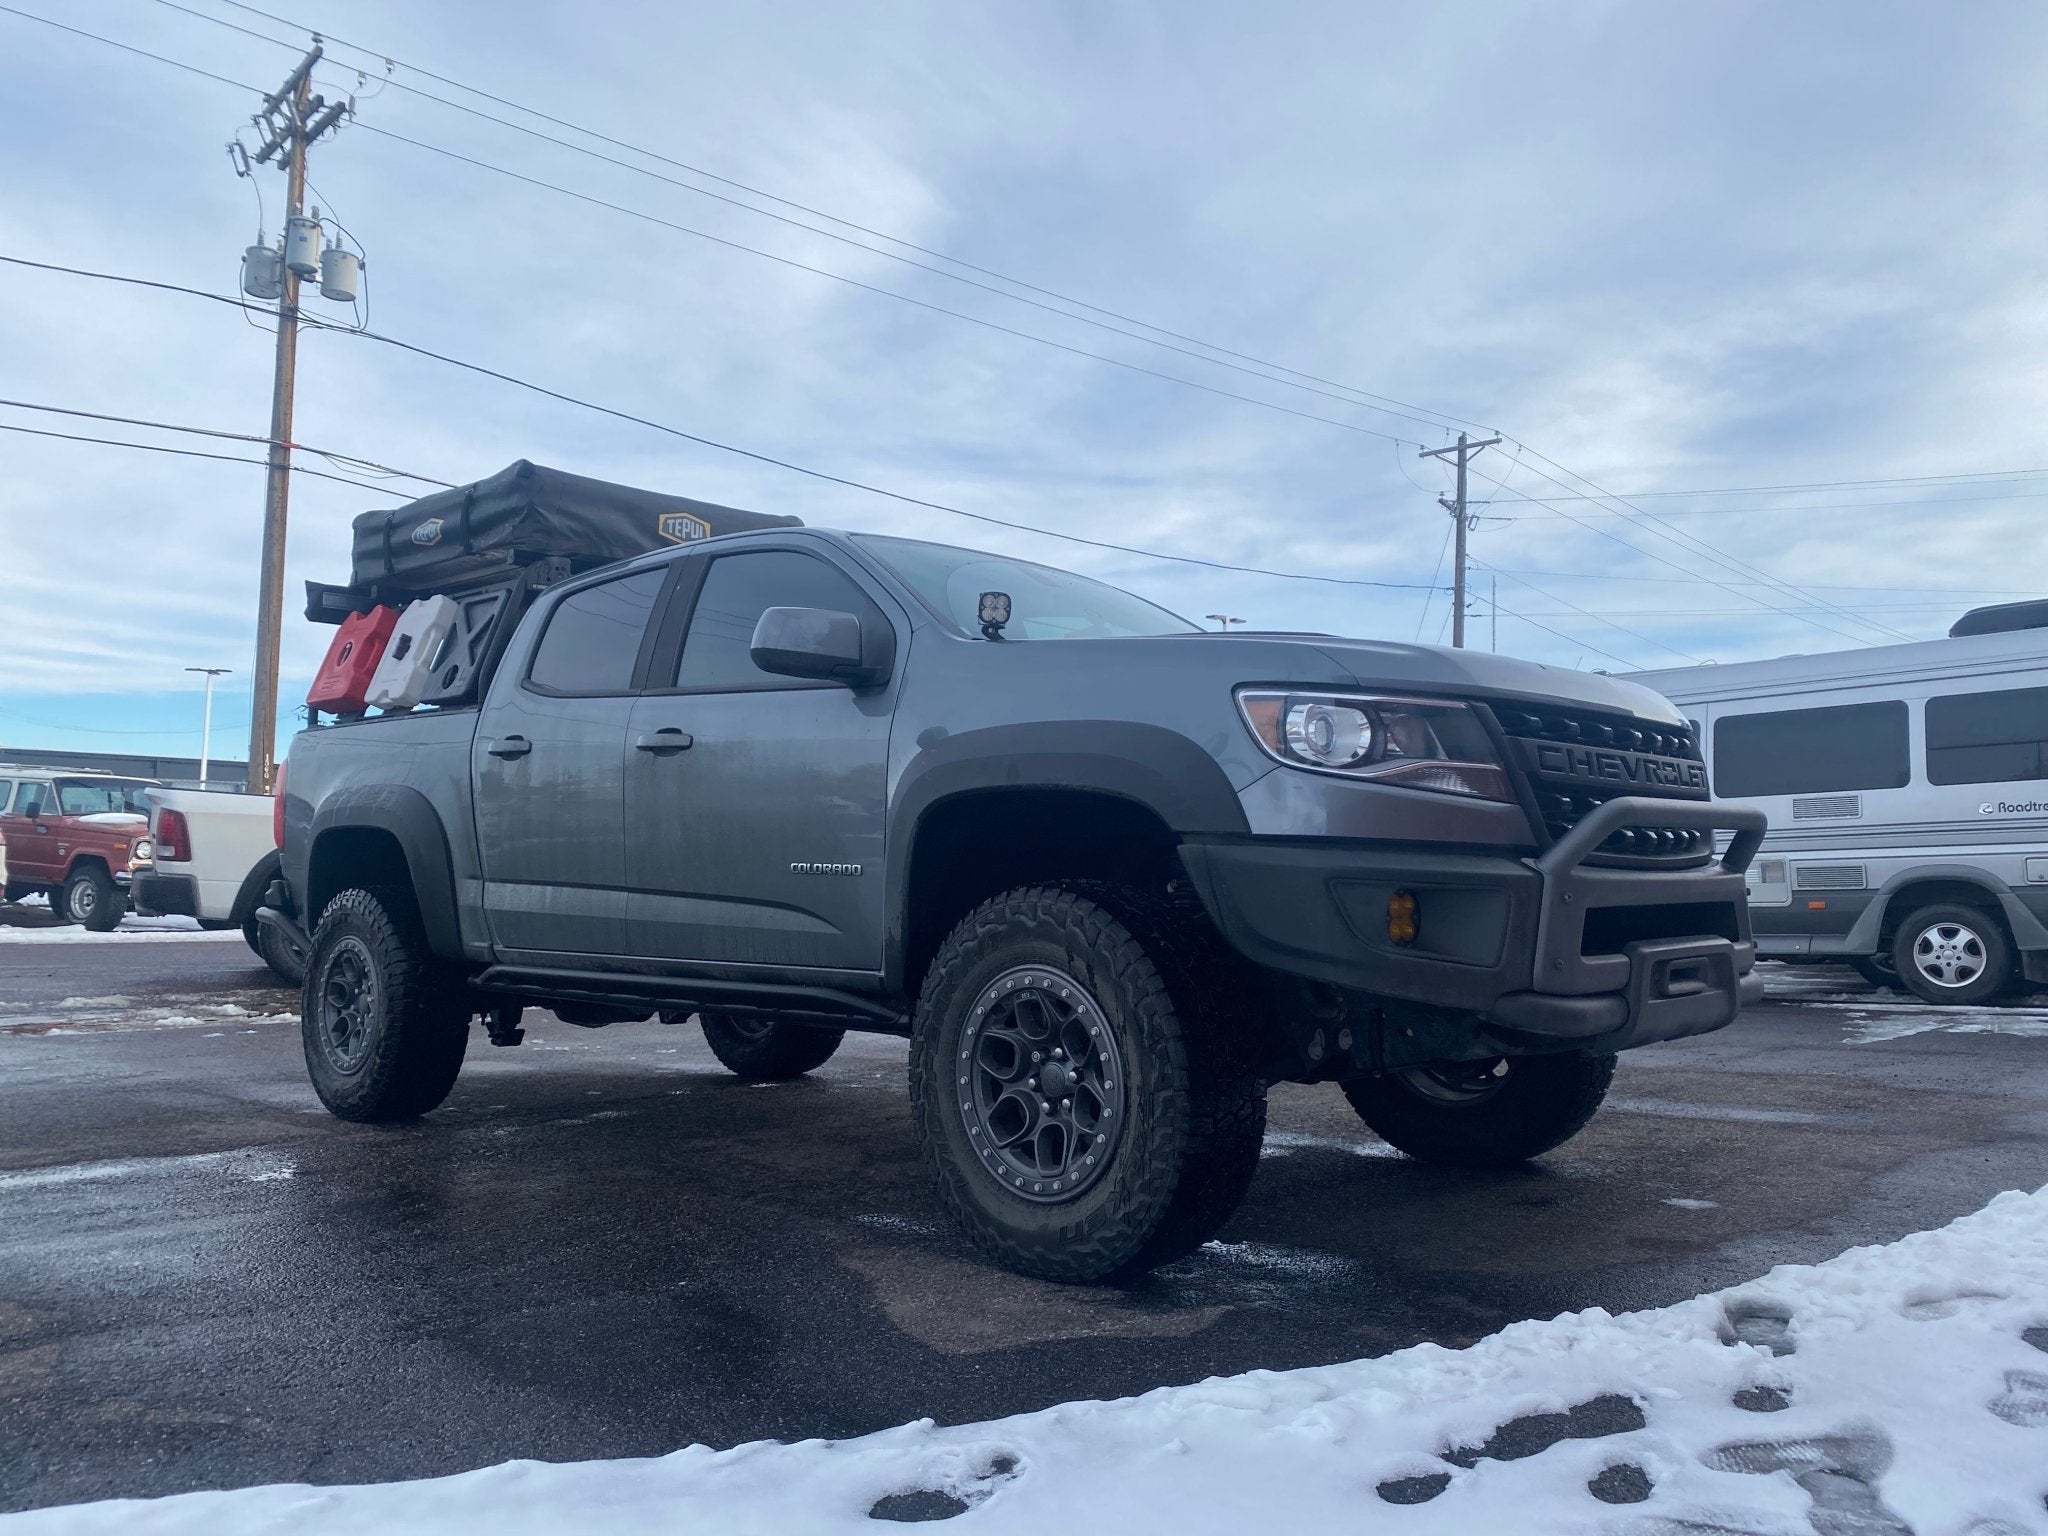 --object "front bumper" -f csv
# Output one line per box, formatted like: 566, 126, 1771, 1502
1179, 795, 1767, 1060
